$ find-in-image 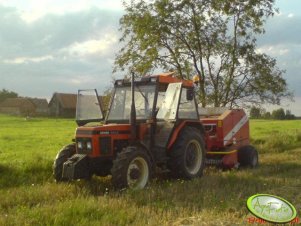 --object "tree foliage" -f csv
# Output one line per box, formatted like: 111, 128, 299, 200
249, 106, 261, 119
271, 108, 285, 120
285, 109, 295, 120
101, 87, 113, 115
262, 111, 271, 119
115, 0, 291, 107
0, 89, 18, 103
249, 107, 295, 120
